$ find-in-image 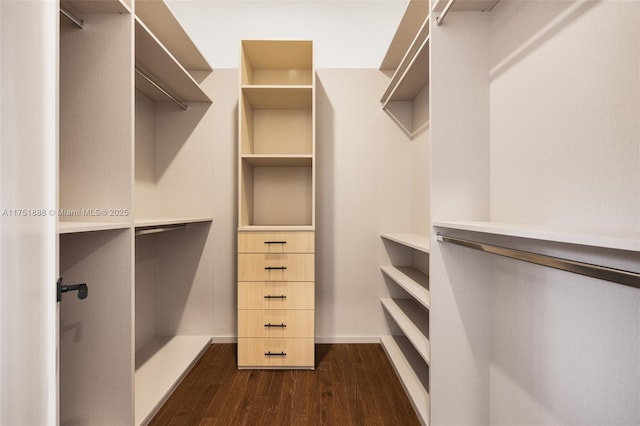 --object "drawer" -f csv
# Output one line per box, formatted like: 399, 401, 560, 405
238, 231, 314, 253
237, 338, 314, 368
238, 253, 314, 281
238, 309, 314, 338
238, 282, 314, 310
